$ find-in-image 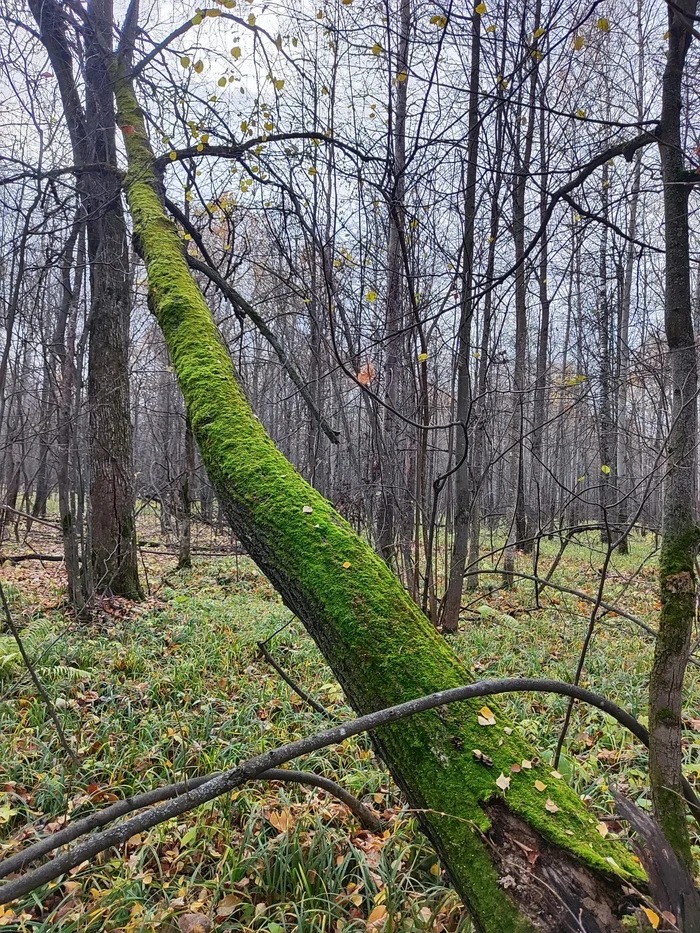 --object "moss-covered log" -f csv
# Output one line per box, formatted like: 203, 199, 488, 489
113, 69, 645, 932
